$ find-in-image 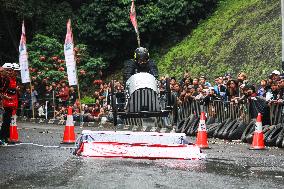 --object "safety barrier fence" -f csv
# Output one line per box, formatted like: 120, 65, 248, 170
1, 96, 283, 127
178, 99, 250, 124
14, 97, 96, 120
178, 97, 282, 126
